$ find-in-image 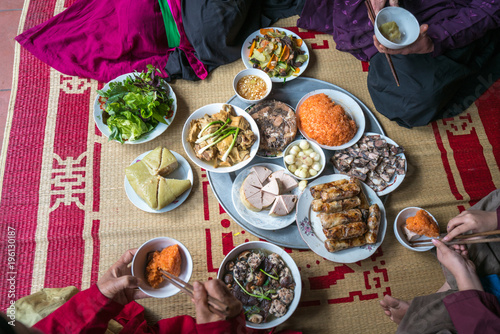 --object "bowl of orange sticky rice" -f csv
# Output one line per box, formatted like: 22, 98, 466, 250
296, 89, 365, 150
